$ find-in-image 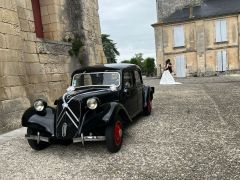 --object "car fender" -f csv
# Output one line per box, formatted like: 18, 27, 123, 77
143, 86, 154, 107
22, 107, 55, 135
102, 102, 132, 125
